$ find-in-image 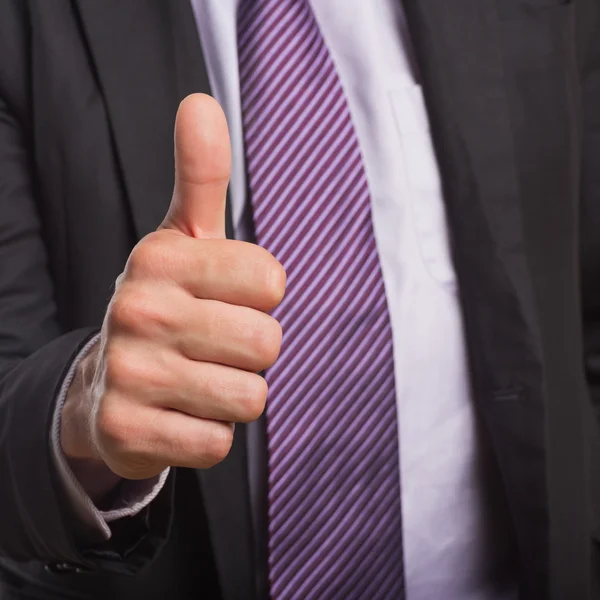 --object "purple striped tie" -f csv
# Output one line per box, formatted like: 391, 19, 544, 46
238, 1, 405, 597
